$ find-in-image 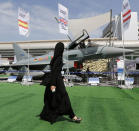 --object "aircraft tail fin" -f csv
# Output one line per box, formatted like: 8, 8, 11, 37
13, 43, 32, 61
